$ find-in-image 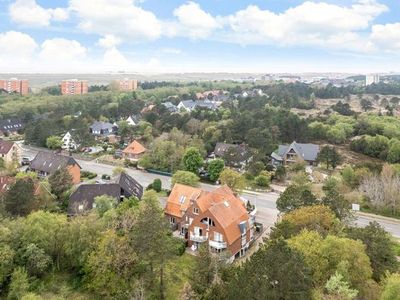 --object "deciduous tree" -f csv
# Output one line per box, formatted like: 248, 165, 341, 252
182, 147, 203, 174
